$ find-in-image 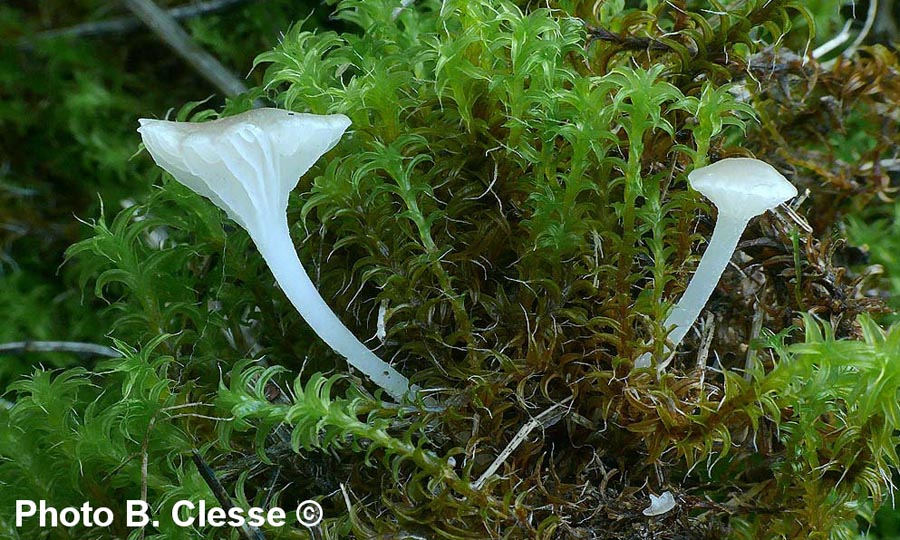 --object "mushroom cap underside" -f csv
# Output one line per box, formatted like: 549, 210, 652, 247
136, 108, 351, 232
688, 157, 798, 218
